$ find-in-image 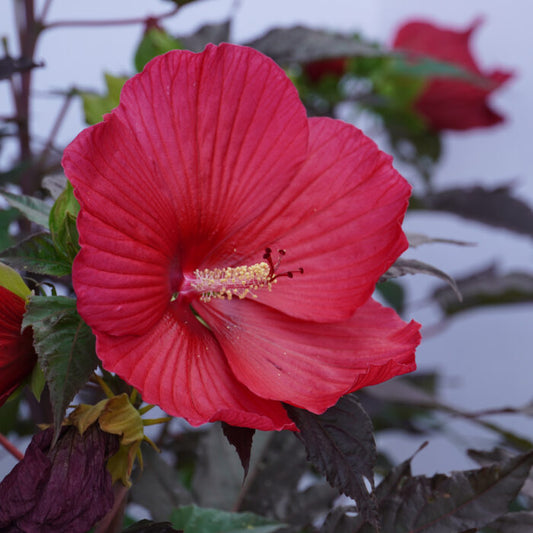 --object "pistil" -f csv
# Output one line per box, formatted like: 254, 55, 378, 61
175, 249, 304, 304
